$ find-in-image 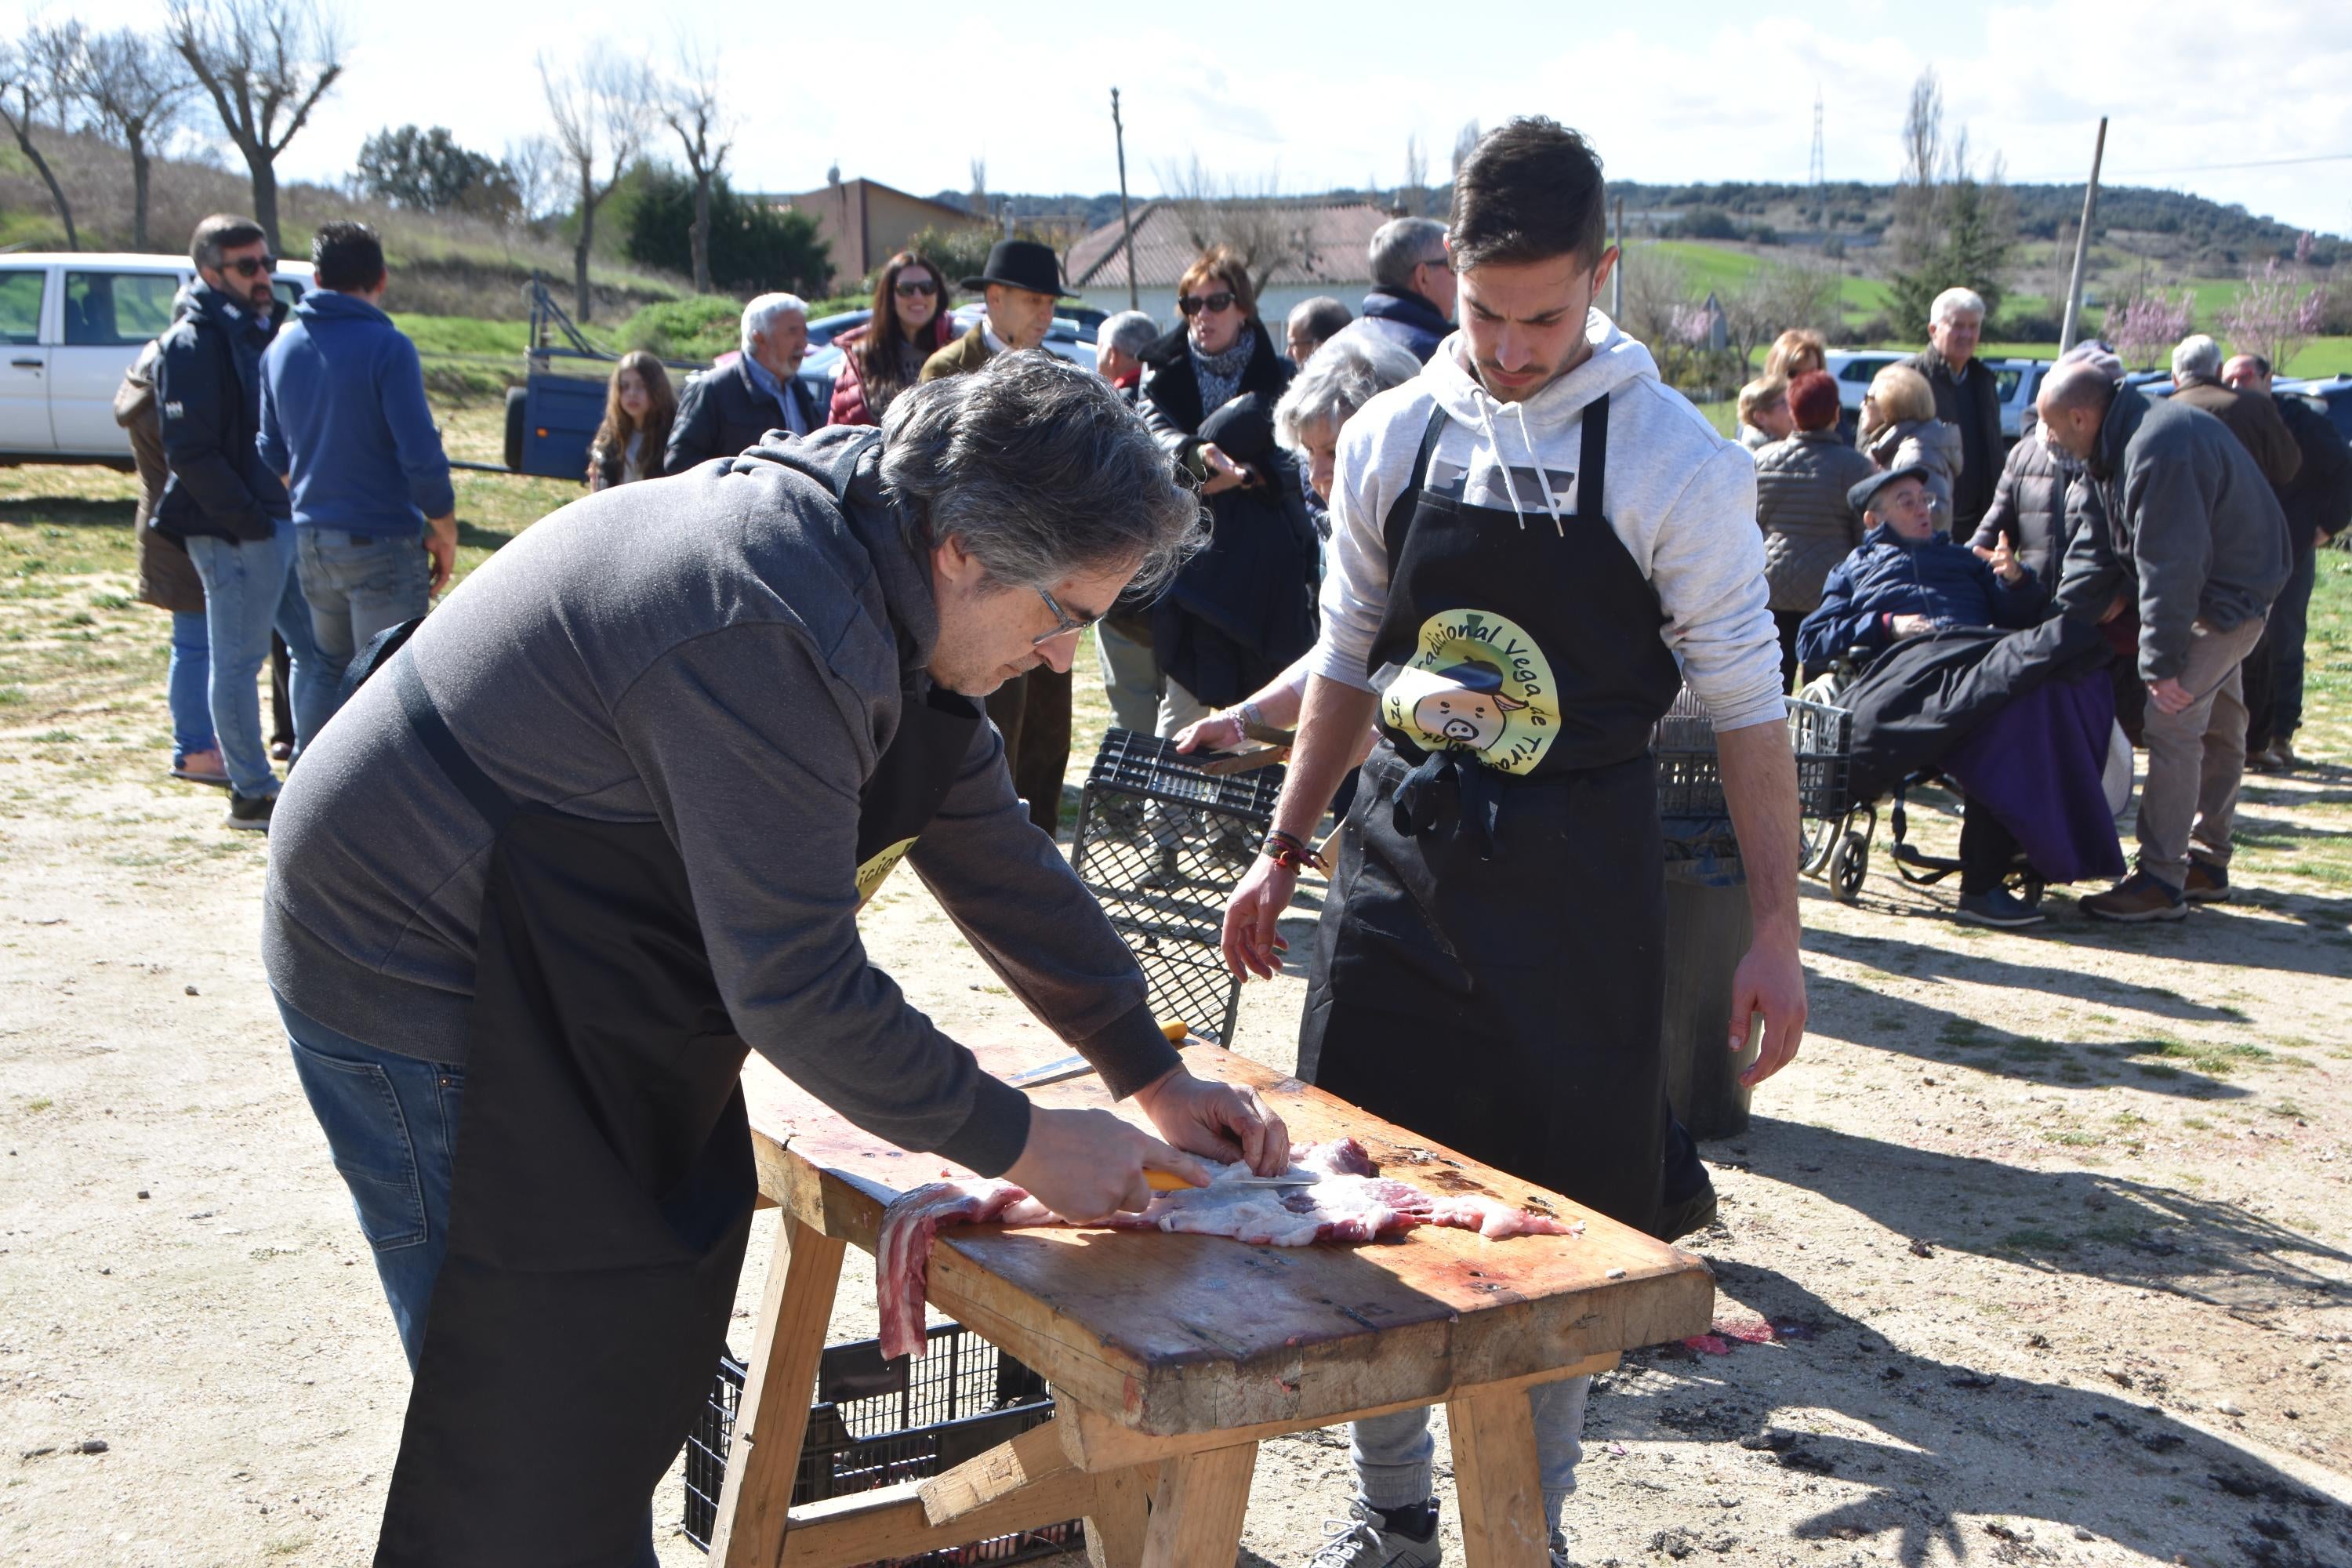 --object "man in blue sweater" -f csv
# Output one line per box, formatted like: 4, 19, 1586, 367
260, 222, 456, 719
